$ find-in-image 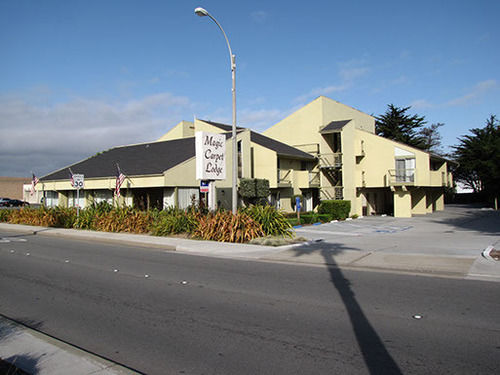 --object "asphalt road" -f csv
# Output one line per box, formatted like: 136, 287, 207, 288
0, 230, 499, 375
